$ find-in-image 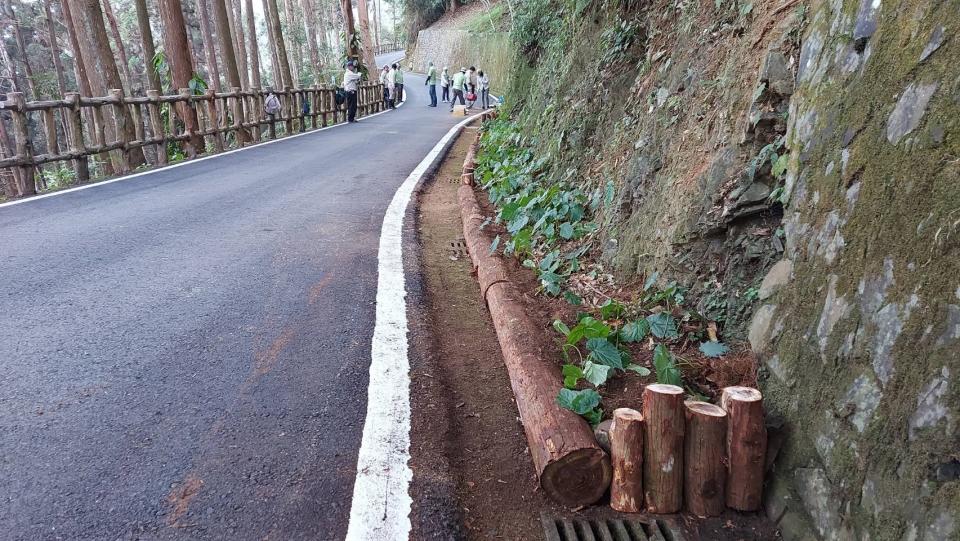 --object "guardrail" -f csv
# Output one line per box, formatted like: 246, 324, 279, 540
374, 42, 403, 55
0, 81, 384, 196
